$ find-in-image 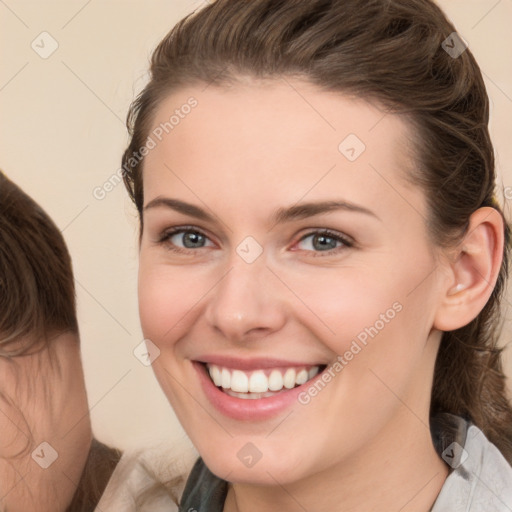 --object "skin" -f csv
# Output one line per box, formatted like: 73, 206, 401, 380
0, 333, 92, 511
138, 79, 503, 512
